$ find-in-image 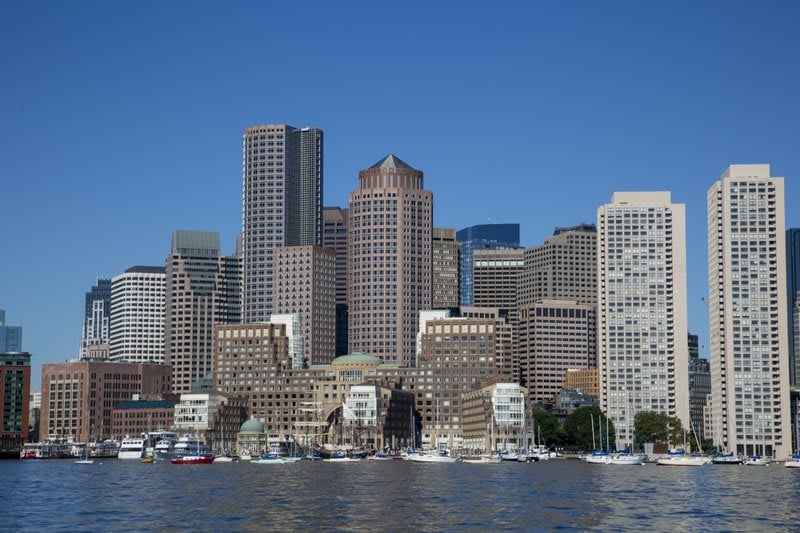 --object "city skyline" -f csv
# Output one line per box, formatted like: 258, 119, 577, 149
2, 2, 799, 387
